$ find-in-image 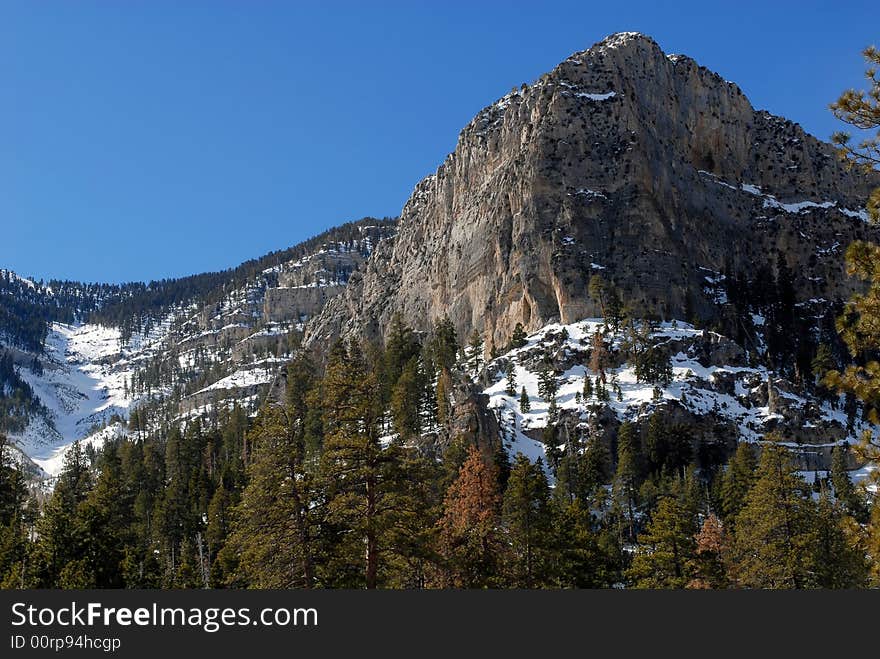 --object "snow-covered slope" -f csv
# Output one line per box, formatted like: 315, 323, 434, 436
2, 223, 395, 478
9, 321, 167, 476
484, 319, 875, 479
